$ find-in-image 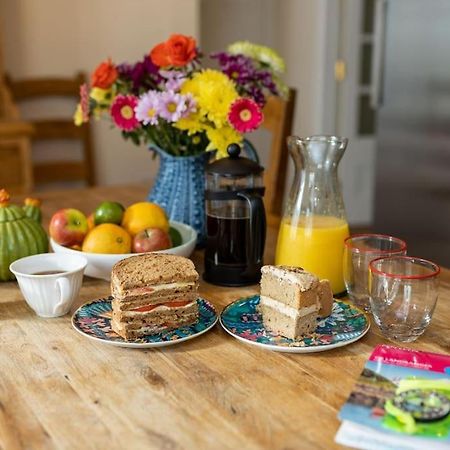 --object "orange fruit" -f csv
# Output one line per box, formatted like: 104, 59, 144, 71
121, 202, 169, 236
87, 213, 95, 231
82, 224, 131, 254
